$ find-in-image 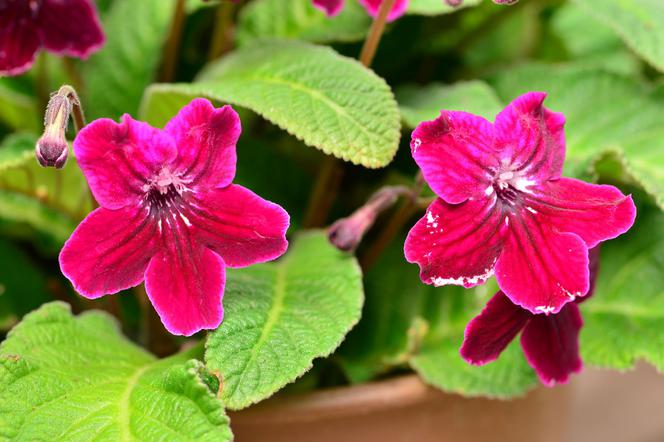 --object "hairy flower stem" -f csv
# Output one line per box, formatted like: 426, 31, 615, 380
161, 0, 187, 82
359, 0, 398, 66
208, 0, 236, 61
360, 172, 425, 269
304, 0, 396, 228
